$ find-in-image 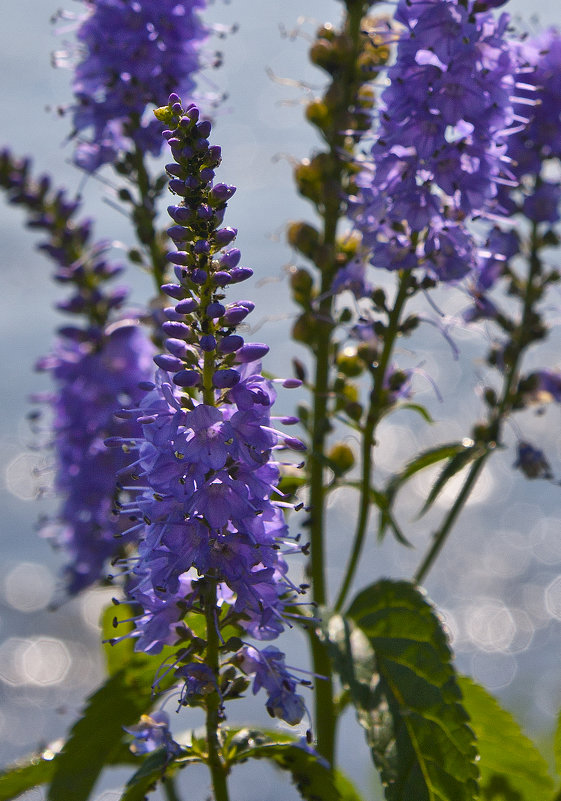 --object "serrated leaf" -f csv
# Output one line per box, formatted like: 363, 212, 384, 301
228, 729, 364, 801
459, 676, 554, 801
330, 579, 478, 801
47, 654, 171, 801
244, 742, 342, 801
0, 753, 56, 800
